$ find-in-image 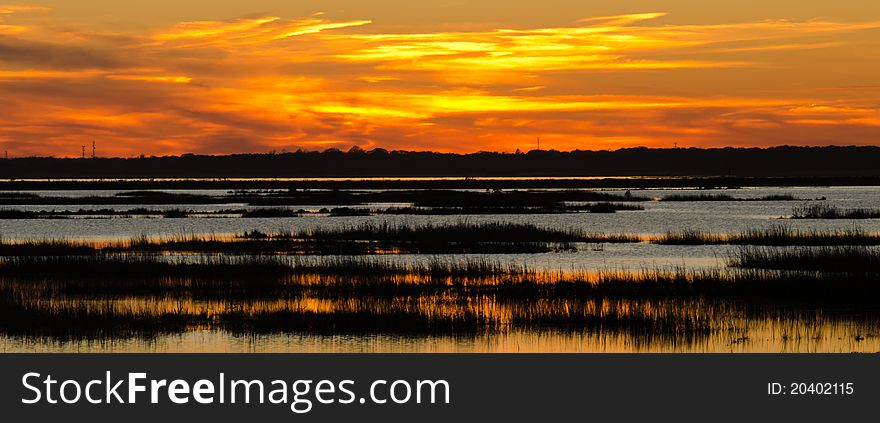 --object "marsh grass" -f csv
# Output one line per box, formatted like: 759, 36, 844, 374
0, 294, 191, 340
654, 226, 880, 246
4, 222, 637, 255
792, 203, 880, 219
3, 251, 880, 342
269, 222, 587, 243
0, 293, 718, 341
4, 224, 877, 256
3, 279, 876, 342
382, 202, 645, 215
0, 189, 649, 208
0, 238, 98, 256
0, 254, 539, 283
652, 229, 725, 245
727, 245, 880, 272
3, 254, 880, 304
0, 202, 645, 219
240, 222, 637, 244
